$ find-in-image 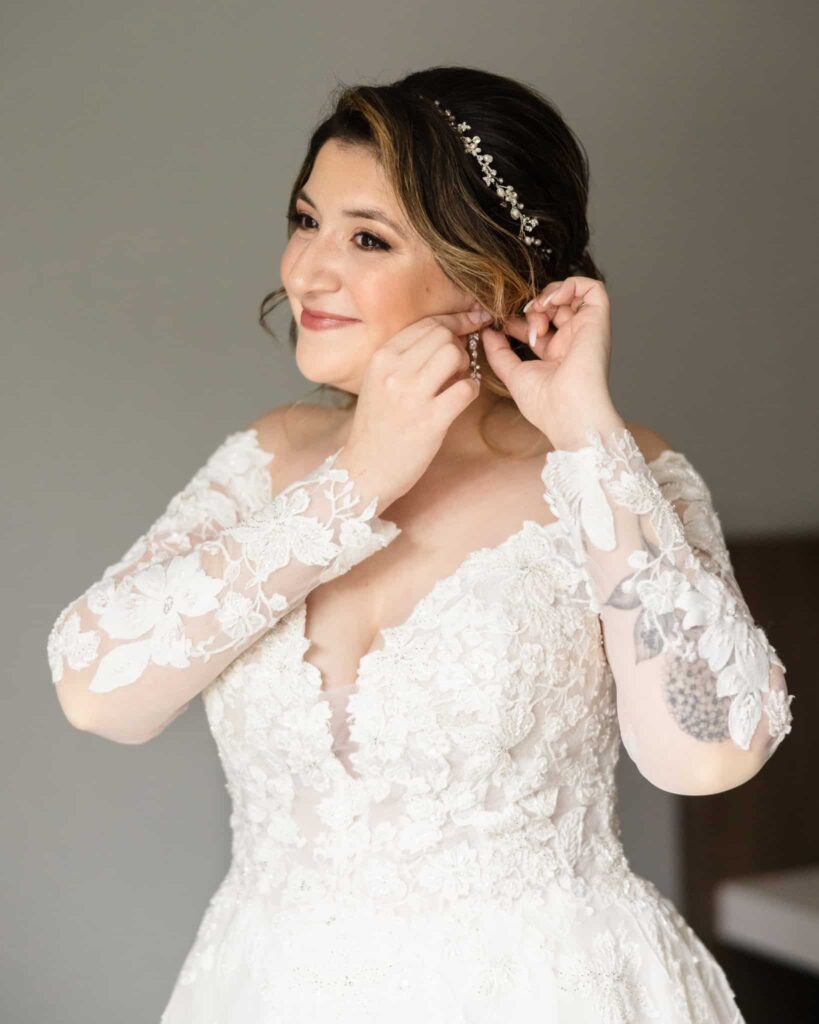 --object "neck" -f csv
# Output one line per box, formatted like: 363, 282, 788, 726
436, 389, 521, 462
335, 387, 550, 466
